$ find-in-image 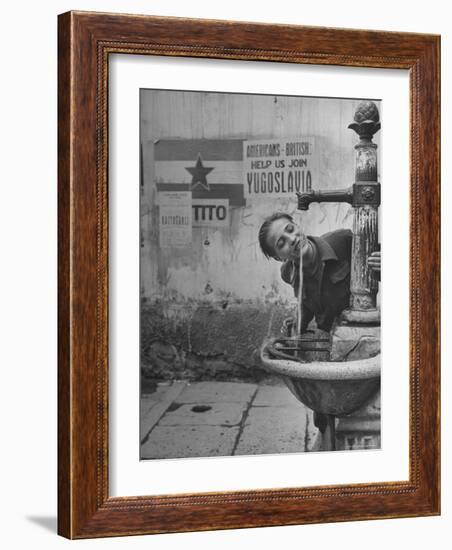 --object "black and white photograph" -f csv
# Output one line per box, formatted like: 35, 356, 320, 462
2, 0, 446, 546
139, 89, 382, 460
